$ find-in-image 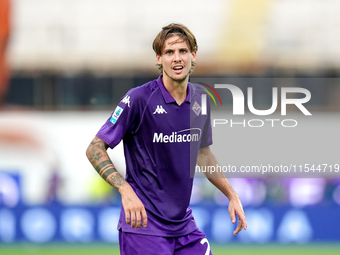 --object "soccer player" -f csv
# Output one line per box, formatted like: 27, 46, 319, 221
86, 23, 247, 255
